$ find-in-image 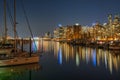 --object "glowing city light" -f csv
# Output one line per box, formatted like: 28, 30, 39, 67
75, 23, 79, 26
